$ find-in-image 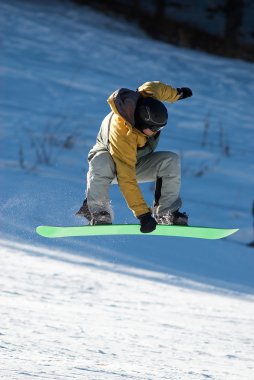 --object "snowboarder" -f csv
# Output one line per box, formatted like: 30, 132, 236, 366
76, 81, 192, 233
